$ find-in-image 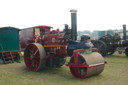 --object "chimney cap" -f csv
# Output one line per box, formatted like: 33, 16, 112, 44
70, 9, 77, 13
123, 24, 126, 26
